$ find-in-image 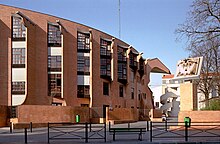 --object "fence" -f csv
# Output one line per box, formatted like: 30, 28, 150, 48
48, 122, 106, 143
150, 121, 220, 142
